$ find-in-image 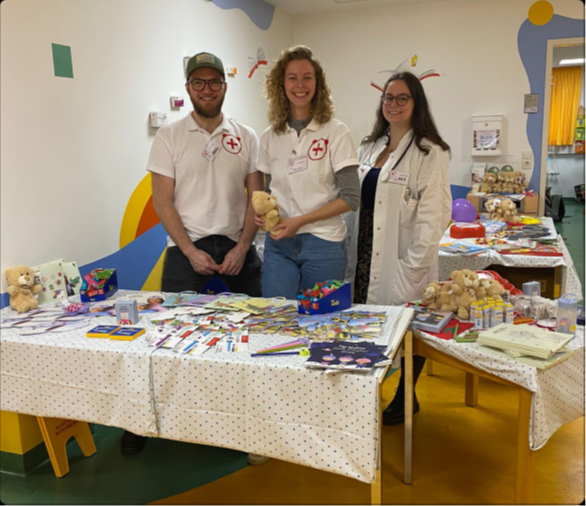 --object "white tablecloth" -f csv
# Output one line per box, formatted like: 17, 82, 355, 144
0, 296, 407, 484
416, 327, 585, 450
439, 217, 583, 298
